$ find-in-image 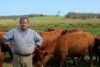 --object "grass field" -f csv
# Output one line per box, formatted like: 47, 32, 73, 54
1, 16, 100, 67
0, 16, 100, 35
